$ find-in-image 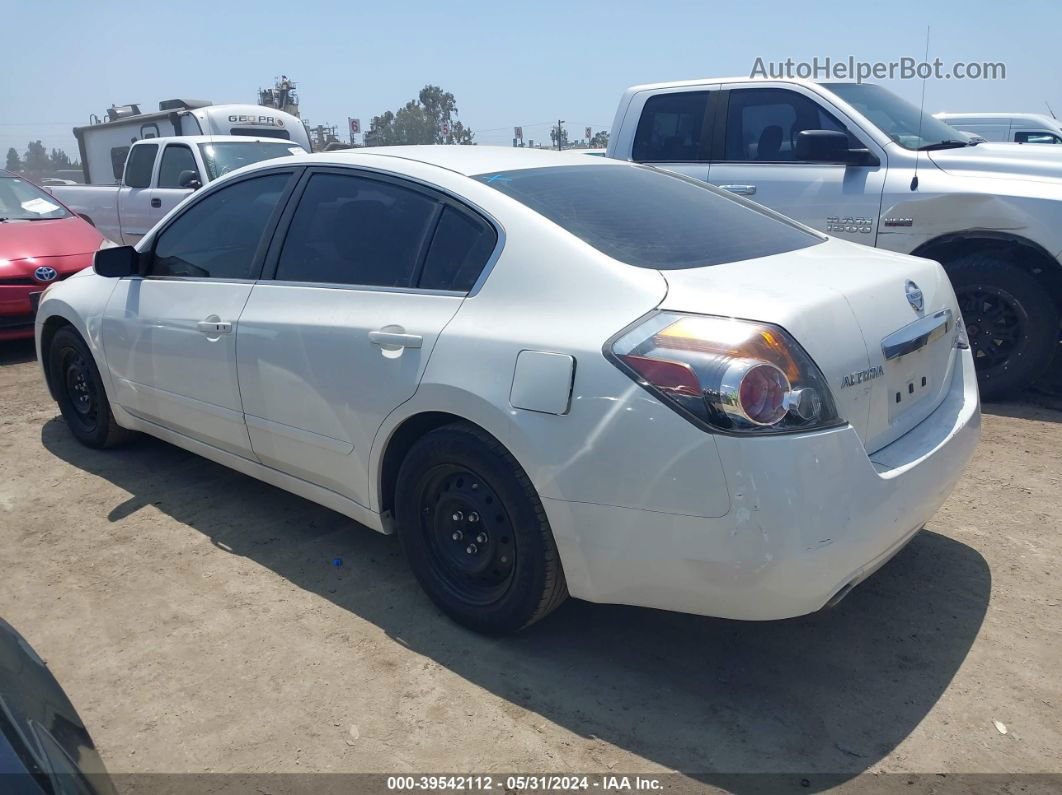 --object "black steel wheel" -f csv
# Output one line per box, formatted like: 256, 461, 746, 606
395, 422, 567, 634
947, 255, 1059, 400
48, 326, 133, 448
